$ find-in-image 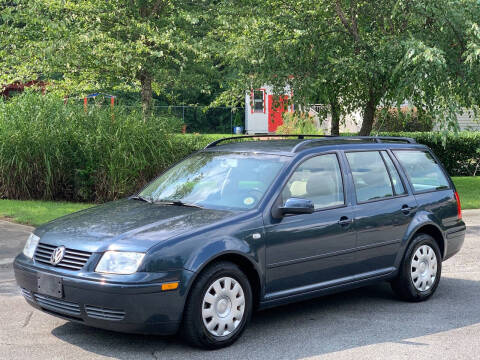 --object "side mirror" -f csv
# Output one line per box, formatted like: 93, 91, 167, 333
279, 197, 314, 215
